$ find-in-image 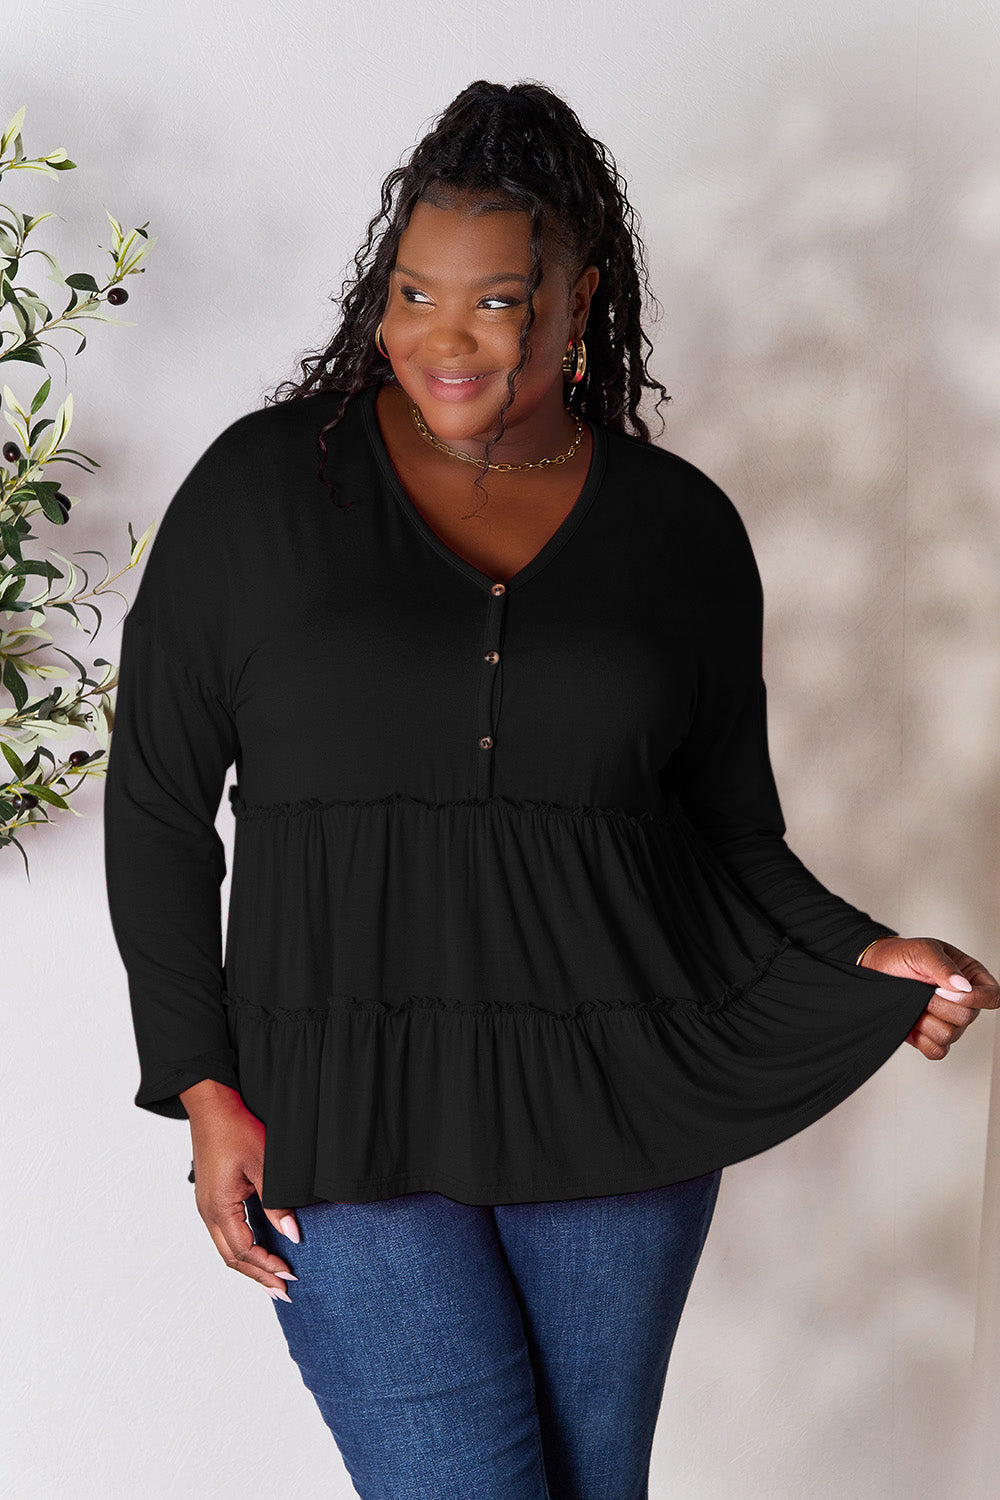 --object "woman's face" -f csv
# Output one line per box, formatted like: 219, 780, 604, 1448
380, 193, 599, 459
